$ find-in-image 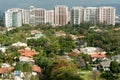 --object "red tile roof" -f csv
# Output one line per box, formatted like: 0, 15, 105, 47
0, 65, 41, 74
90, 53, 106, 58
0, 67, 14, 74
79, 36, 85, 38
32, 65, 41, 73
18, 48, 36, 58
